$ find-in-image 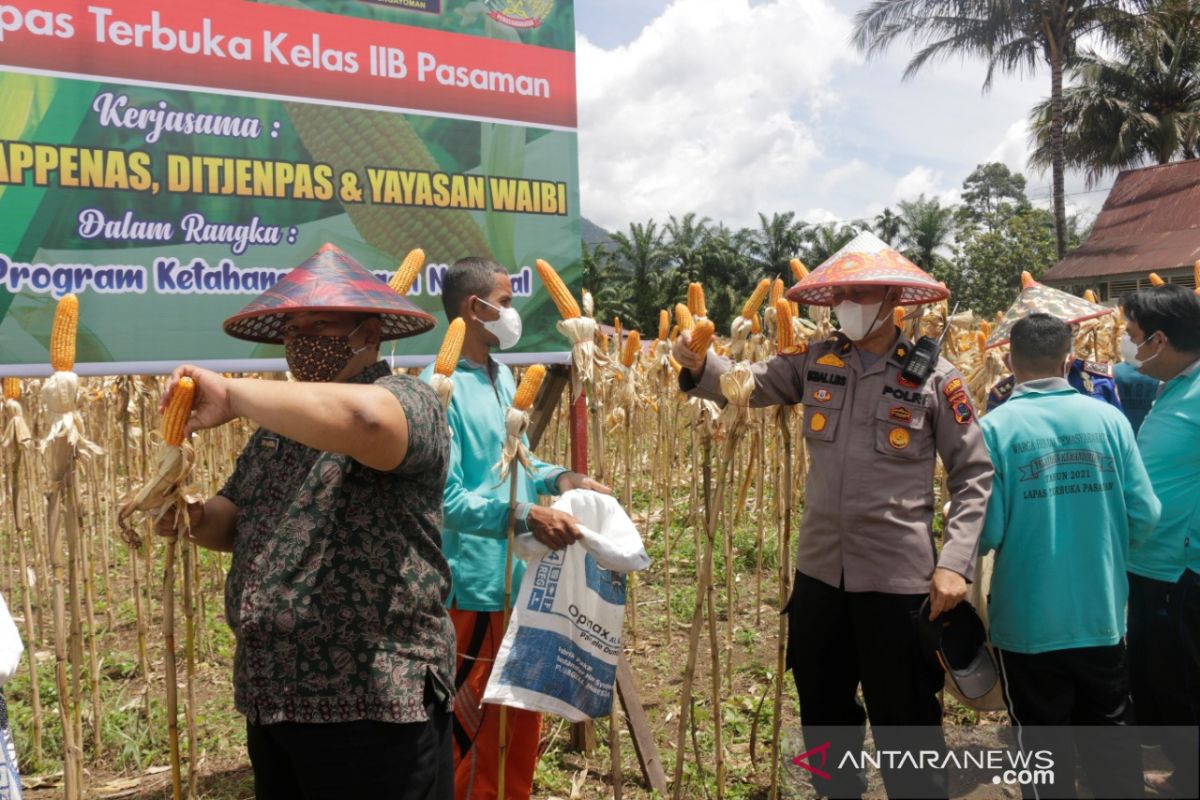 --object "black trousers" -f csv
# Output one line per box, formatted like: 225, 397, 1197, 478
787, 570, 947, 799
246, 673, 453, 800
1128, 570, 1200, 792
995, 644, 1142, 799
